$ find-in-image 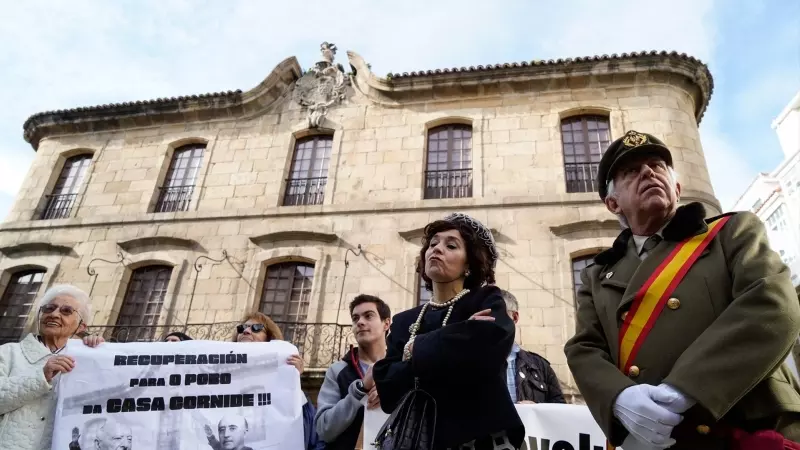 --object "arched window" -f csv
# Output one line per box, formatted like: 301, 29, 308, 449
259, 262, 314, 344
283, 136, 332, 206
259, 262, 314, 322
113, 265, 172, 342
561, 116, 610, 193
0, 270, 46, 344
425, 124, 473, 199
155, 143, 205, 213
41, 154, 92, 219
